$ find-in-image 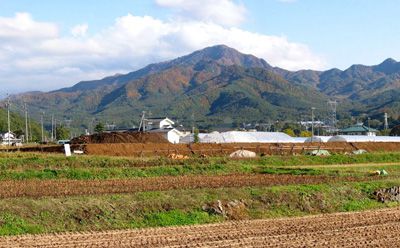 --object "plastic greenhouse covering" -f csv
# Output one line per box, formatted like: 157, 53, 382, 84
328, 135, 400, 142
179, 132, 400, 144
185, 131, 302, 143
304, 136, 332, 143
